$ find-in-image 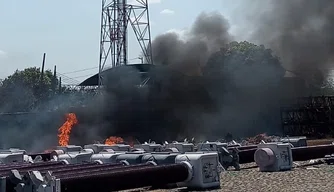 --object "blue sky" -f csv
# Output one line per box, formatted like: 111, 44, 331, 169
0, 0, 246, 84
